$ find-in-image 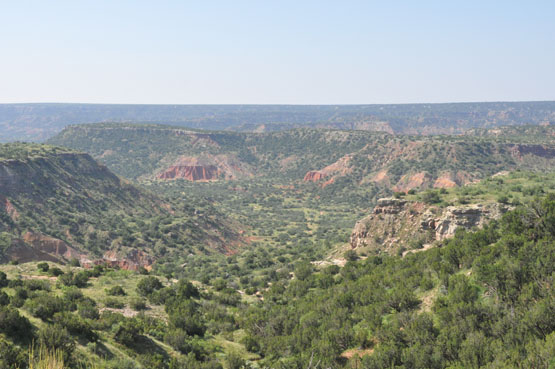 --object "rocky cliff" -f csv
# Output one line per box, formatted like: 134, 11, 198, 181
157, 154, 253, 181
350, 198, 510, 254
